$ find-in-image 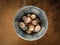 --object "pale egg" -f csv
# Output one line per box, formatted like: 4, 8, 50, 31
22, 26, 27, 31
31, 14, 36, 19
36, 18, 40, 23
27, 14, 31, 17
29, 25, 34, 31
32, 20, 38, 25
26, 30, 32, 34
35, 25, 41, 32
24, 17, 31, 24
19, 22, 25, 28
22, 16, 26, 20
